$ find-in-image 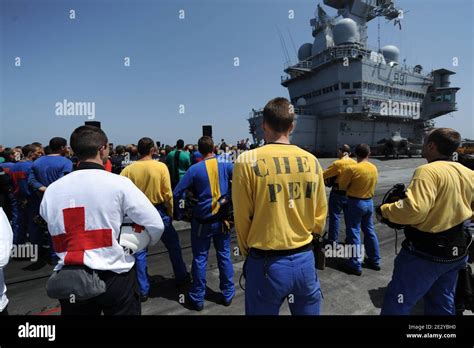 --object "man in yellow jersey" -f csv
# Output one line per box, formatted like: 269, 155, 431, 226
338, 144, 381, 276
233, 97, 327, 315
323, 144, 356, 244
121, 137, 189, 302
379, 128, 473, 315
